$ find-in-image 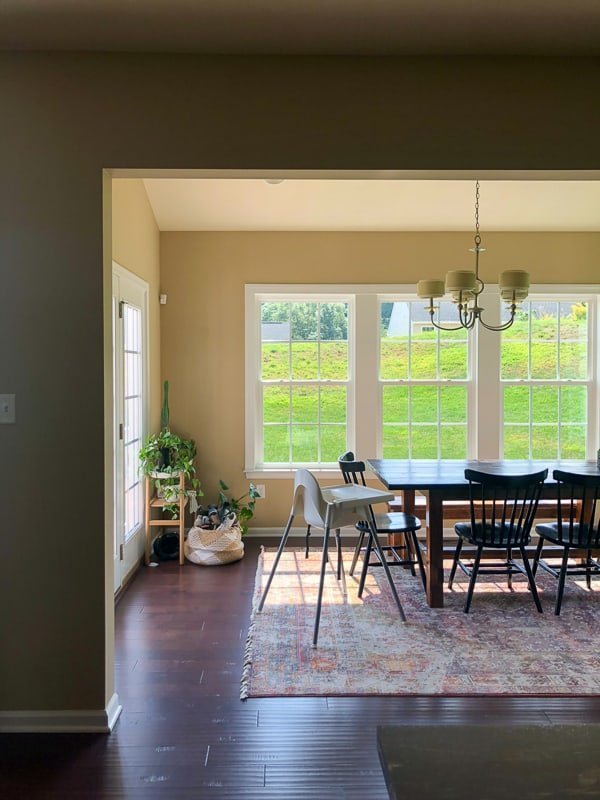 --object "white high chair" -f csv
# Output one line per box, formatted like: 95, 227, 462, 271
257, 469, 407, 646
